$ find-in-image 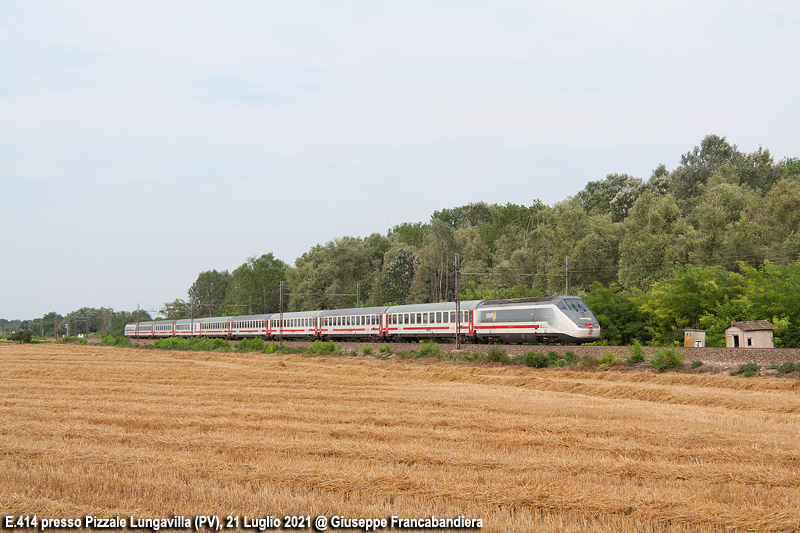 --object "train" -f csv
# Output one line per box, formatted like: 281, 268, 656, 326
124, 295, 601, 344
